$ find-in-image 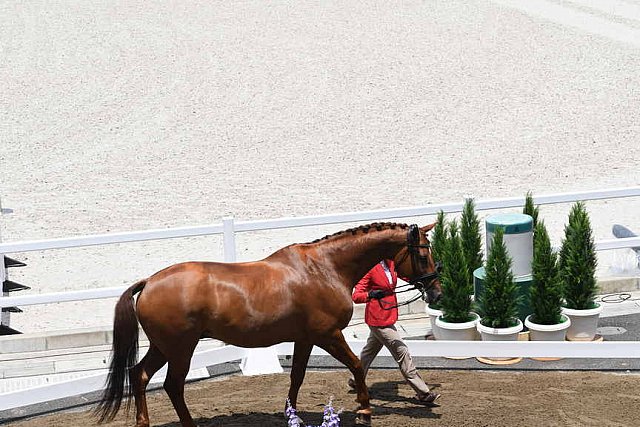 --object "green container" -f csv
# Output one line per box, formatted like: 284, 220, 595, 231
473, 267, 532, 327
